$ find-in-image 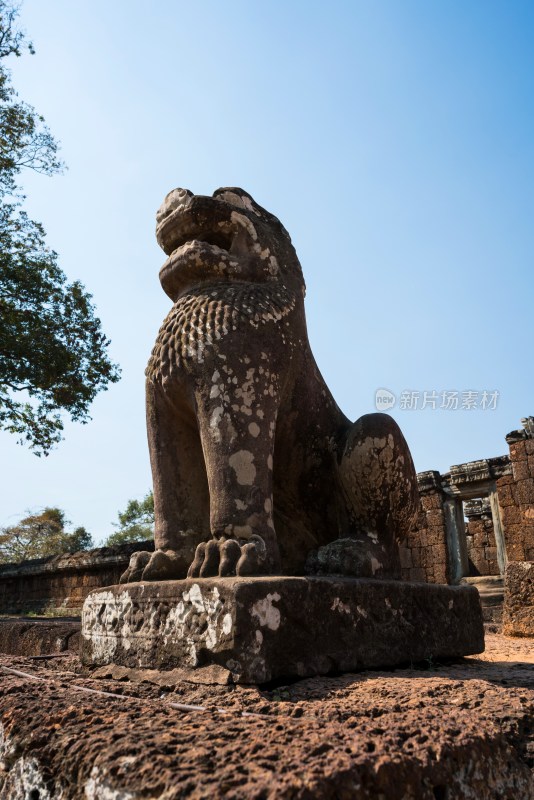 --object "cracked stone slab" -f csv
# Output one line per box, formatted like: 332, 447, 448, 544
81, 578, 484, 683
